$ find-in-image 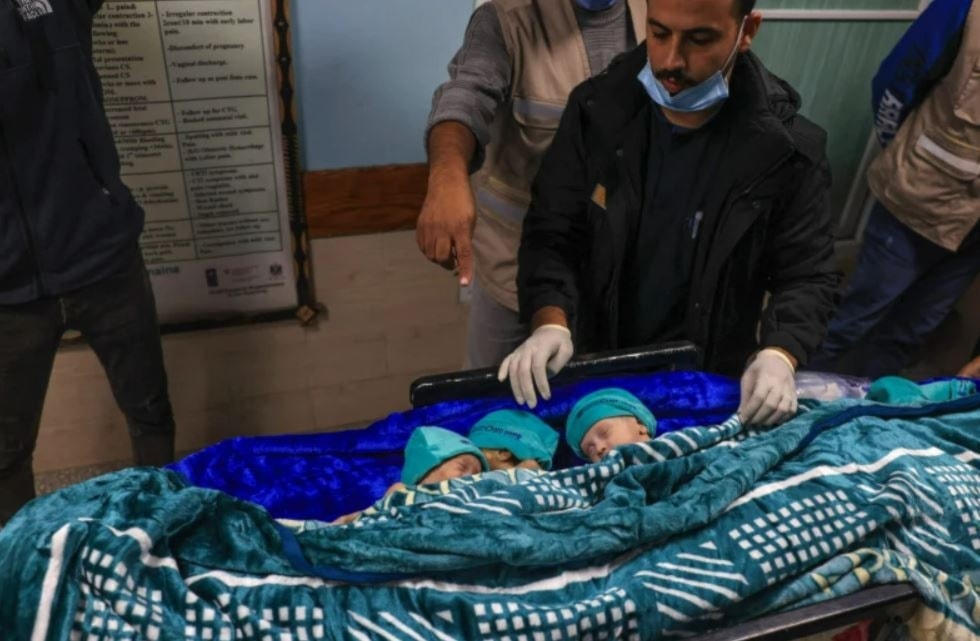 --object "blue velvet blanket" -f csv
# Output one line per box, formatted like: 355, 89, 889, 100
170, 371, 740, 521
